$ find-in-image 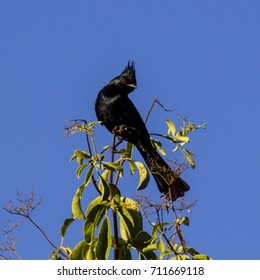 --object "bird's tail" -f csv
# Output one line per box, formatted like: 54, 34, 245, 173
137, 141, 190, 201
